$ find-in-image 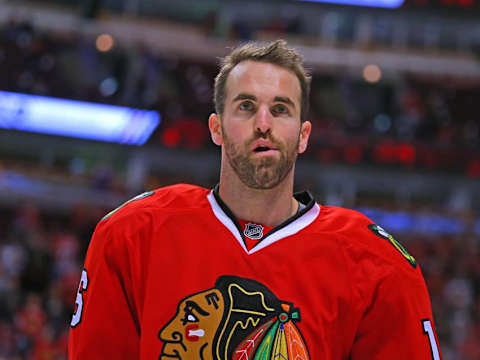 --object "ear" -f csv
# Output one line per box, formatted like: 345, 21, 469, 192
298, 120, 311, 154
208, 113, 224, 146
